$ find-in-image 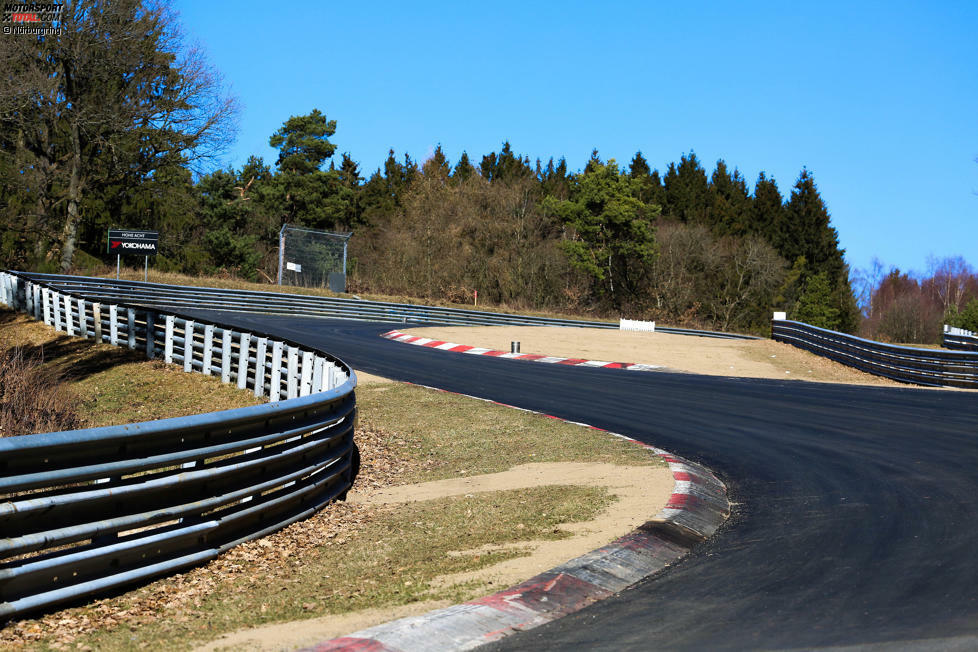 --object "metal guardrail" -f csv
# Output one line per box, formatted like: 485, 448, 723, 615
772, 319, 978, 389
0, 271, 358, 620
943, 325, 978, 352
21, 272, 755, 340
